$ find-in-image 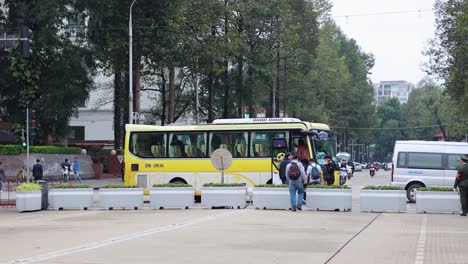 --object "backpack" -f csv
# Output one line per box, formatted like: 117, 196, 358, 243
288, 163, 301, 180
310, 165, 320, 180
